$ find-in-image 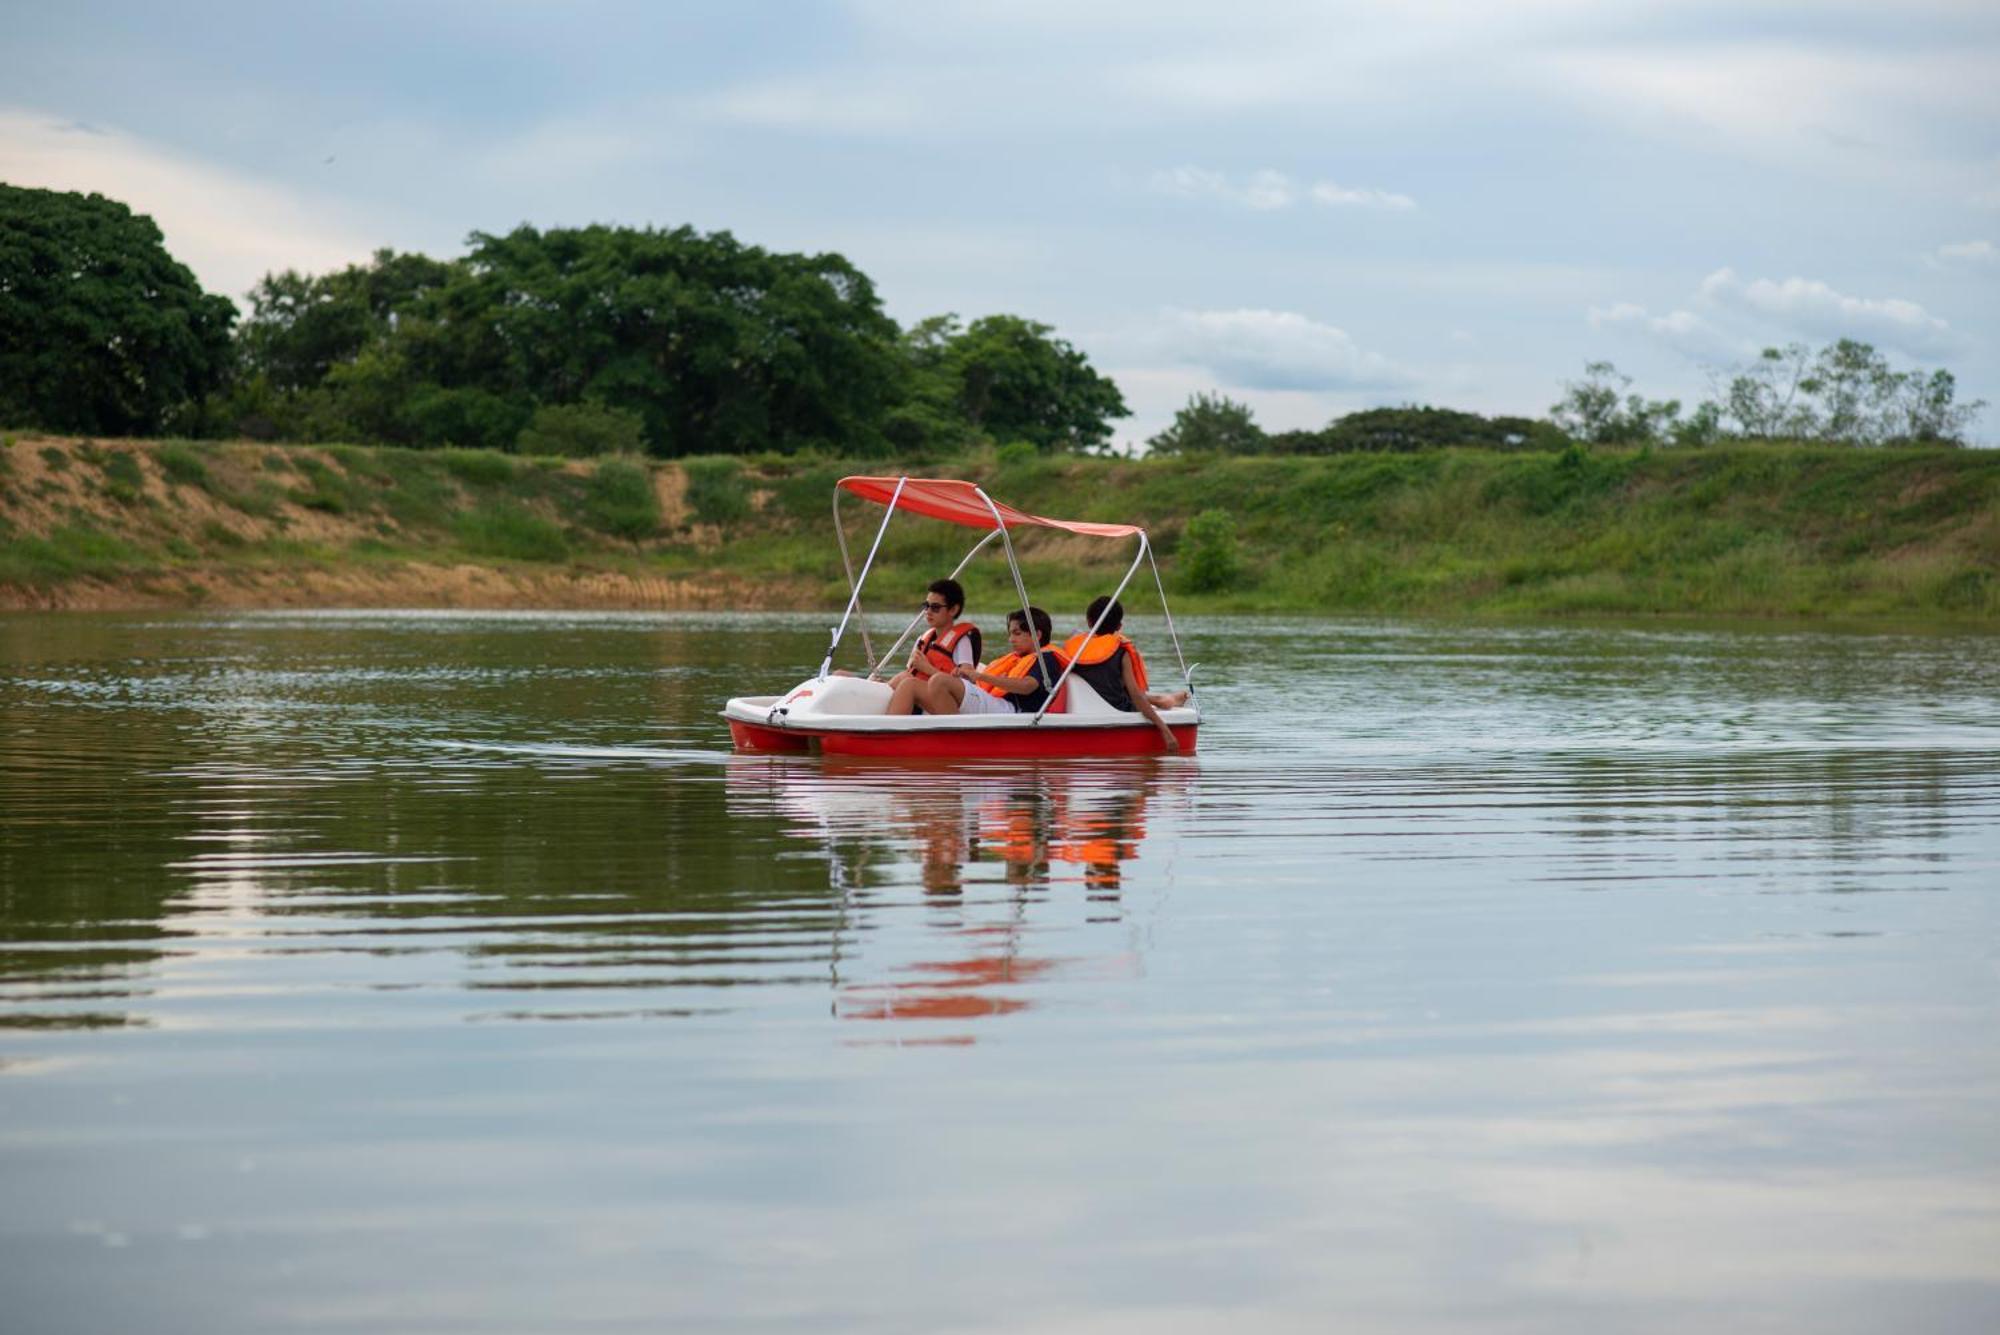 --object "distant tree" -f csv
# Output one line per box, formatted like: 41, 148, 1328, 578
1148, 392, 1266, 455
1269, 406, 1568, 454
238, 249, 454, 392
0, 185, 236, 434
911, 313, 1128, 453
1709, 340, 1983, 445
1550, 361, 1682, 445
